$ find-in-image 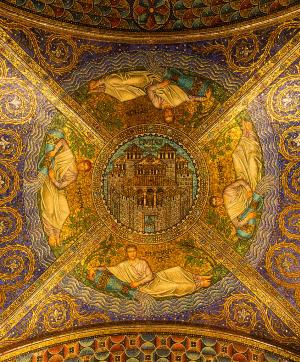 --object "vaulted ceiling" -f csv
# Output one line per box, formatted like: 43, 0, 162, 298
0, 3, 299, 362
